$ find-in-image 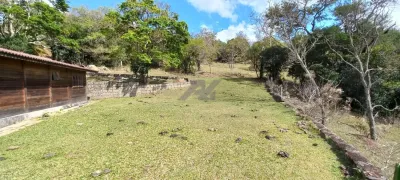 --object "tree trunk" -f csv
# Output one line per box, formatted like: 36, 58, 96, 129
8, 14, 15, 37
296, 55, 327, 124
196, 60, 201, 71
259, 58, 265, 79
254, 66, 259, 78
140, 73, 148, 85
366, 105, 377, 140
362, 76, 377, 140
320, 103, 326, 125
